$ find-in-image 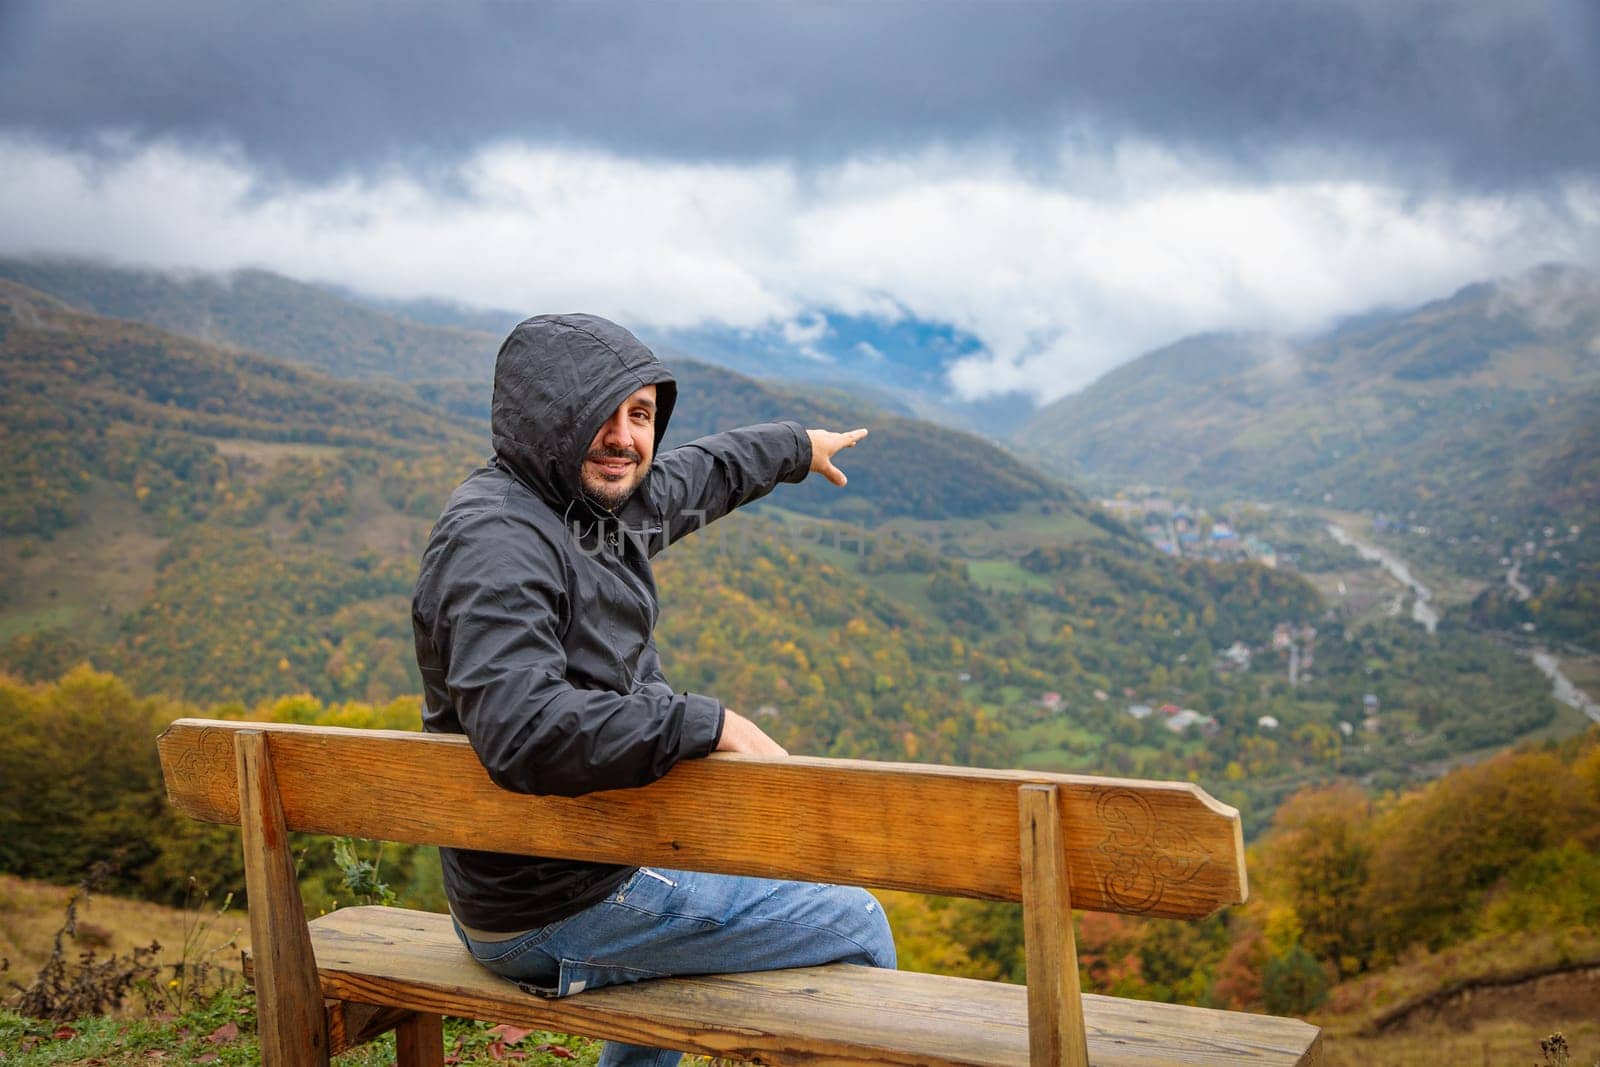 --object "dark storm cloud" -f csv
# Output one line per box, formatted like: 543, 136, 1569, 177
1, 0, 1596, 187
